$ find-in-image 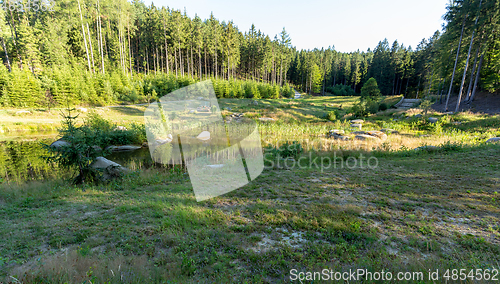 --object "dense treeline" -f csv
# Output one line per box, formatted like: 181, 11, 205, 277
0, 0, 498, 108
